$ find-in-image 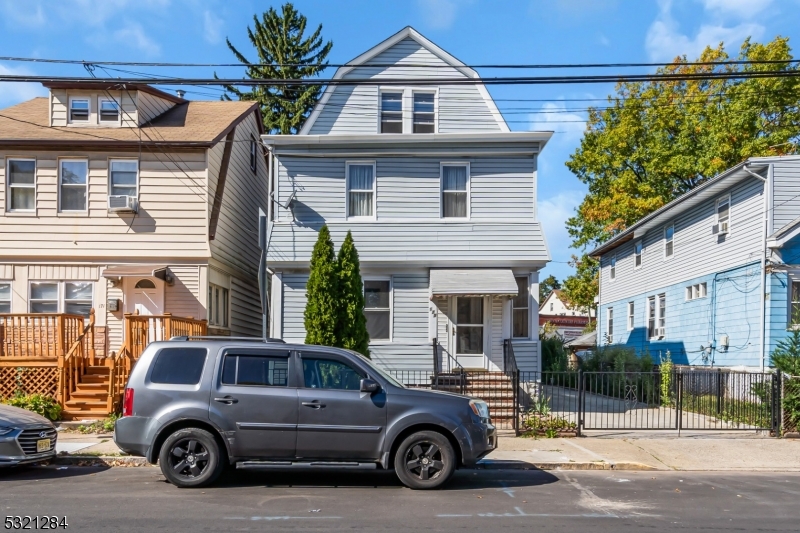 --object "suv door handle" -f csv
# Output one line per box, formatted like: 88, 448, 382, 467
214, 396, 239, 405
302, 401, 326, 409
